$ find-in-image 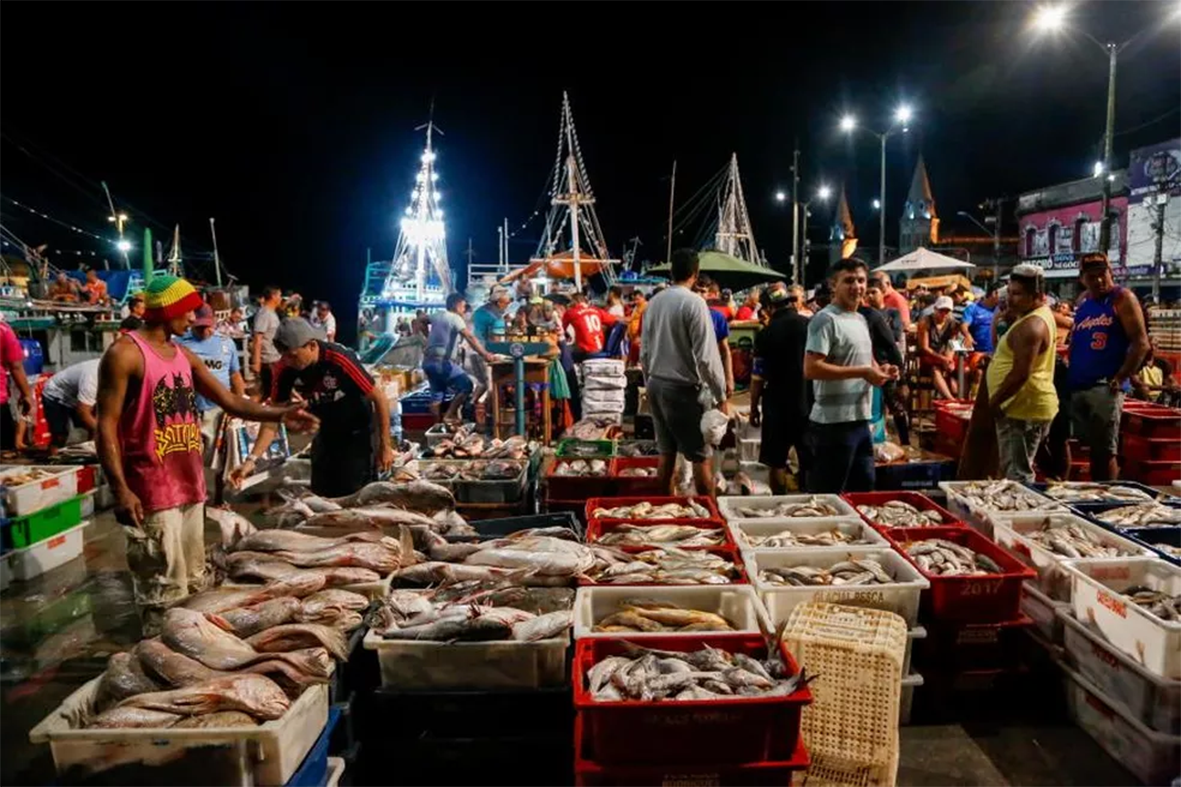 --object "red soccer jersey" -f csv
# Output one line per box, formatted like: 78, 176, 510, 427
563, 304, 617, 354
